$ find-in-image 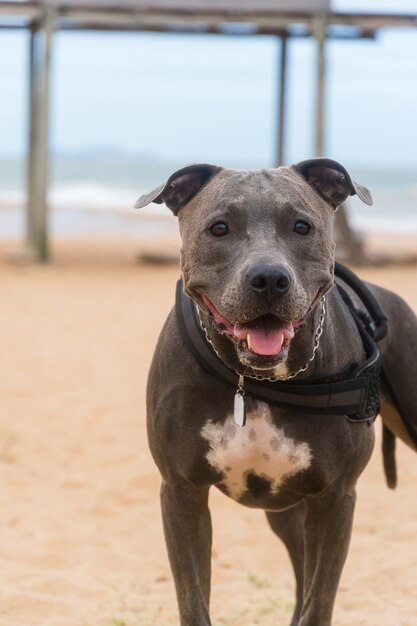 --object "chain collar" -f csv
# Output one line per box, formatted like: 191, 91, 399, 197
195, 296, 326, 382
